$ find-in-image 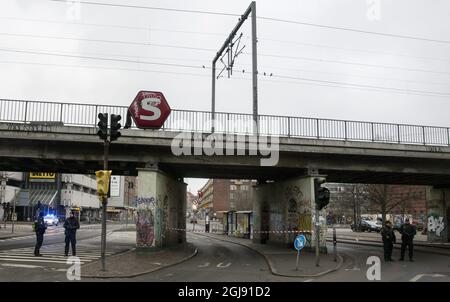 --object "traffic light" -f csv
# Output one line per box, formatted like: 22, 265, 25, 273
314, 178, 330, 211
95, 170, 112, 197
97, 113, 108, 140
110, 114, 122, 142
